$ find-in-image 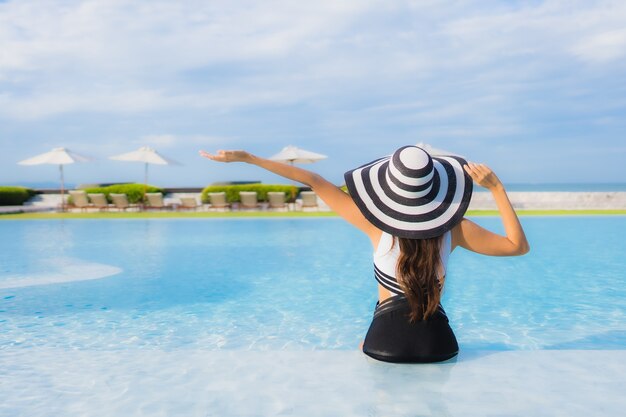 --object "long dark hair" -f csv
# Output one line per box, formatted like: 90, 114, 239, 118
395, 235, 444, 322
